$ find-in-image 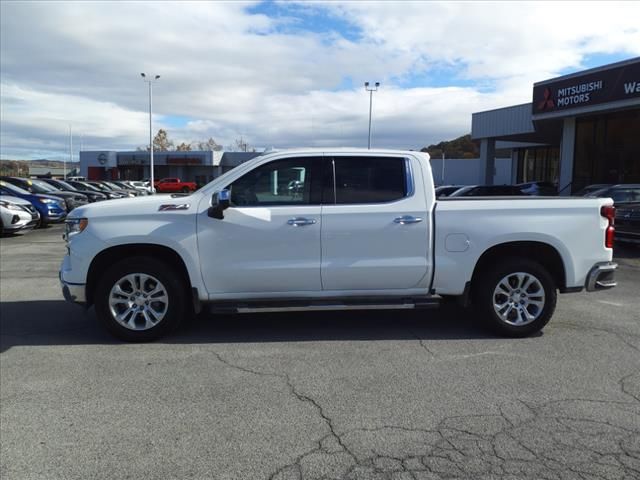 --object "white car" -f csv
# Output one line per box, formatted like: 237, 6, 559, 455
0, 195, 40, 234
60, 149, 617, 341
127, 181, 153, 195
